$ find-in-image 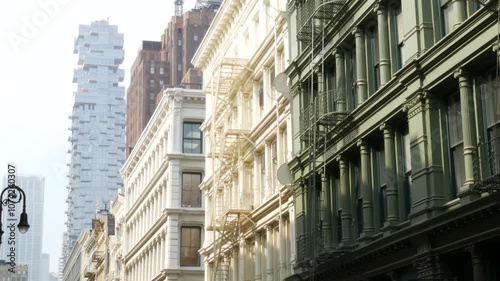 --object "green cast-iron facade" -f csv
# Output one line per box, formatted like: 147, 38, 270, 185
285, 0, 500, 280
